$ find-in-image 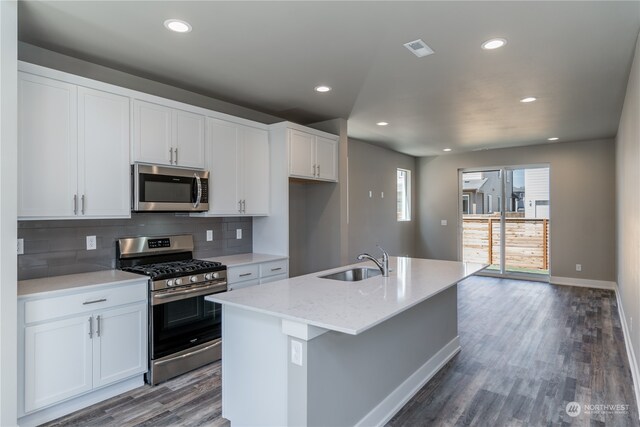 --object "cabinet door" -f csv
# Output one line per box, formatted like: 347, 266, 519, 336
78, 87, 131, 218
288, 129, 315, 178
24, 315, 93, 413
207, 118, 241, 215
173, 109, 205, 168
315, 136, 338, 182
240, 127, 269, 215
18, 73, 78, 218
132, 100, 172, 165
93, 303, 147, 388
